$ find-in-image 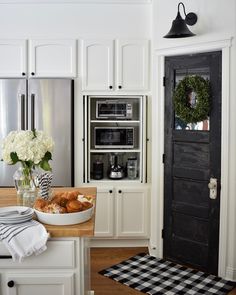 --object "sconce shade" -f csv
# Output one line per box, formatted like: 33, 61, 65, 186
164, 11, 196, 38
